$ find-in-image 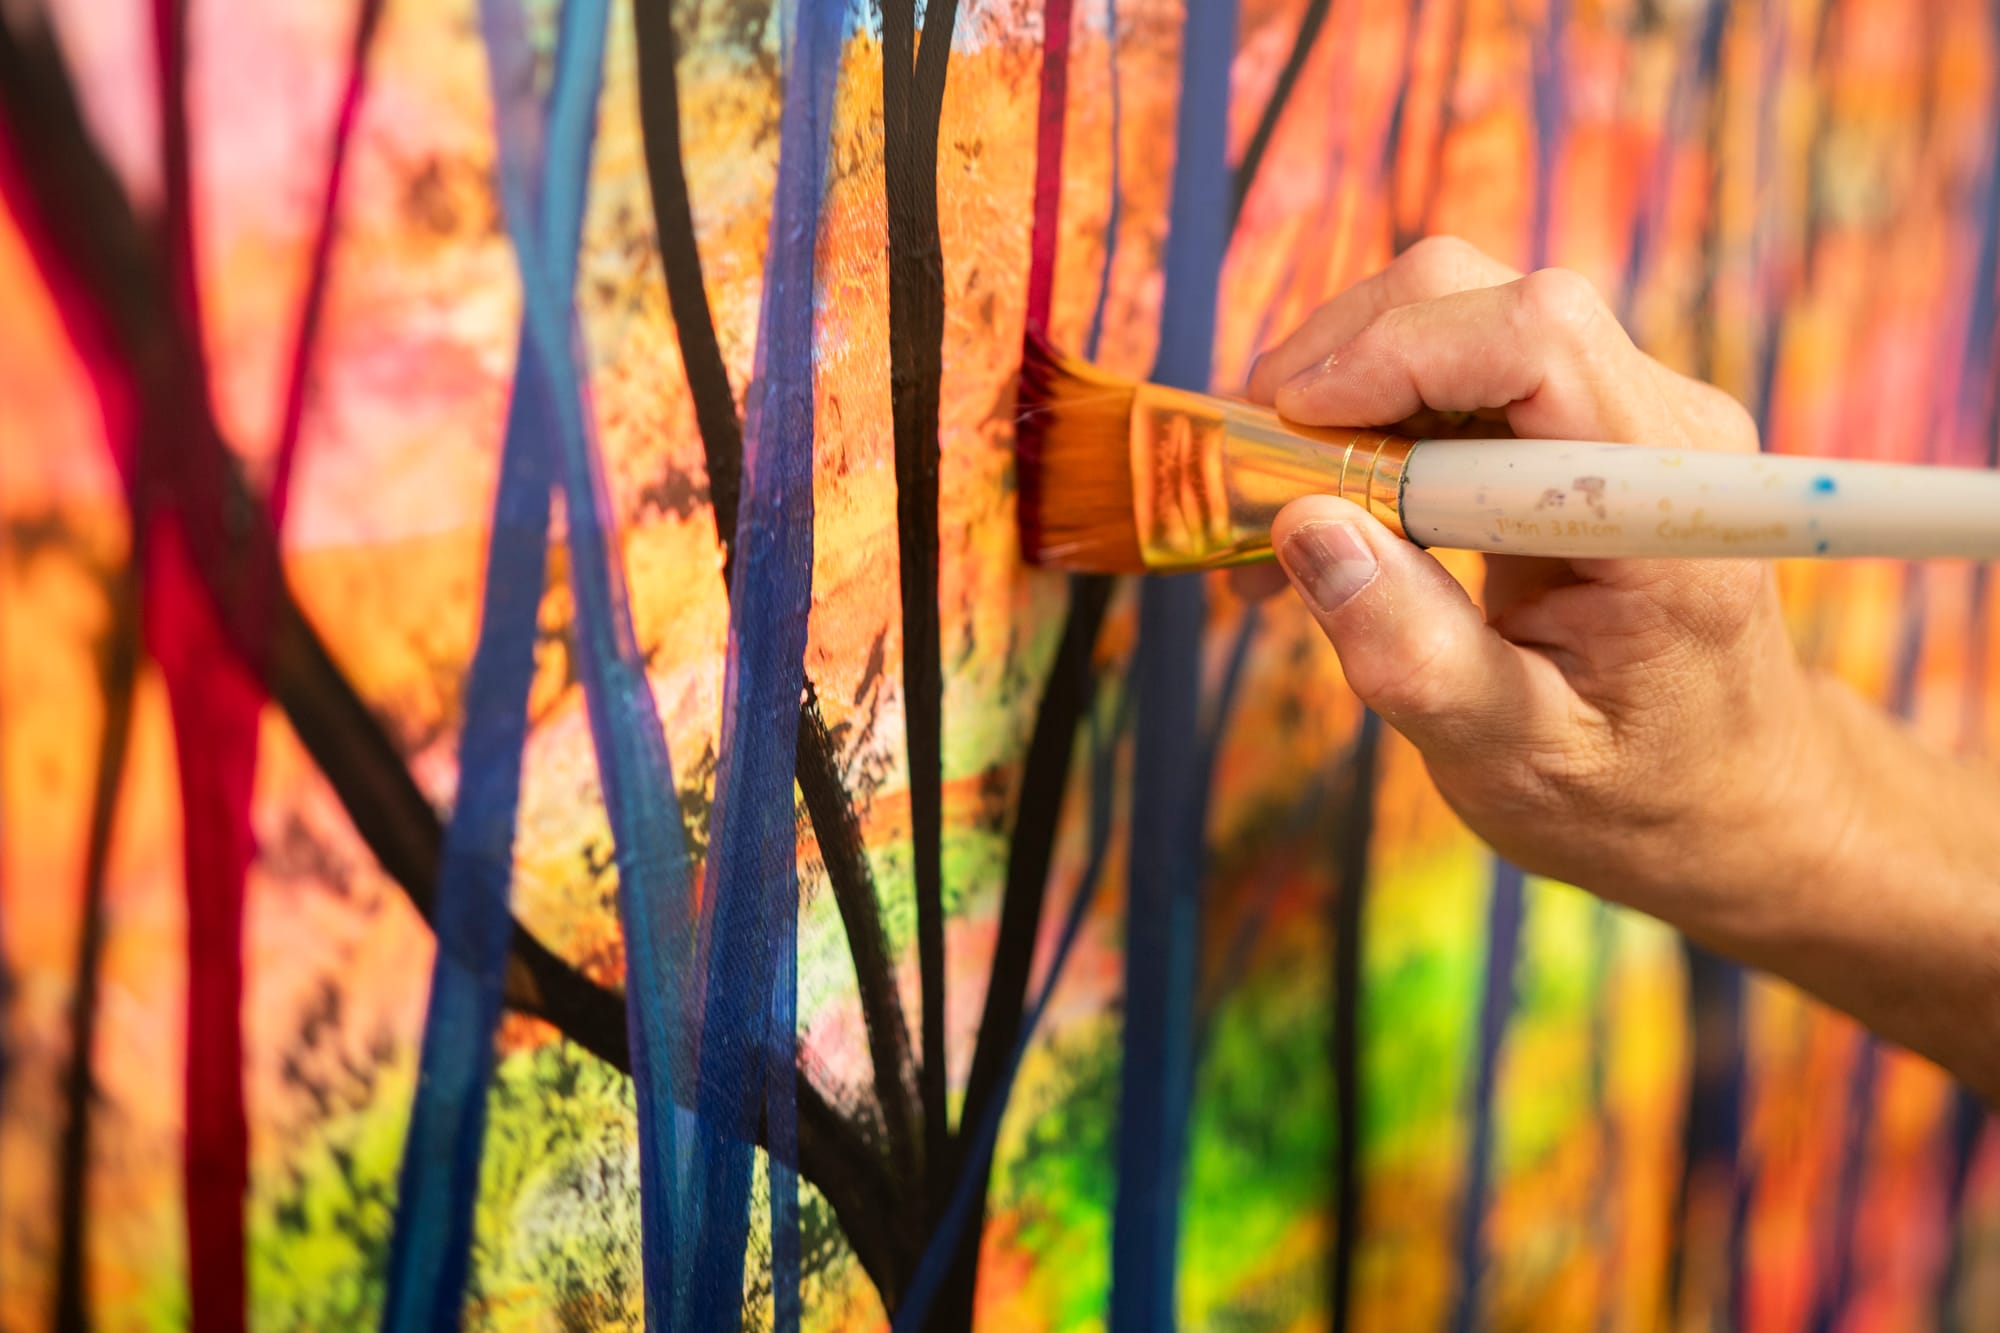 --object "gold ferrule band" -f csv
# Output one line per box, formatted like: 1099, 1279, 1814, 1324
1129, 385, 1414, 571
